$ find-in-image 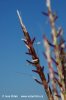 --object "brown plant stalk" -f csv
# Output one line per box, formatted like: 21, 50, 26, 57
17, 10, 54, 100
